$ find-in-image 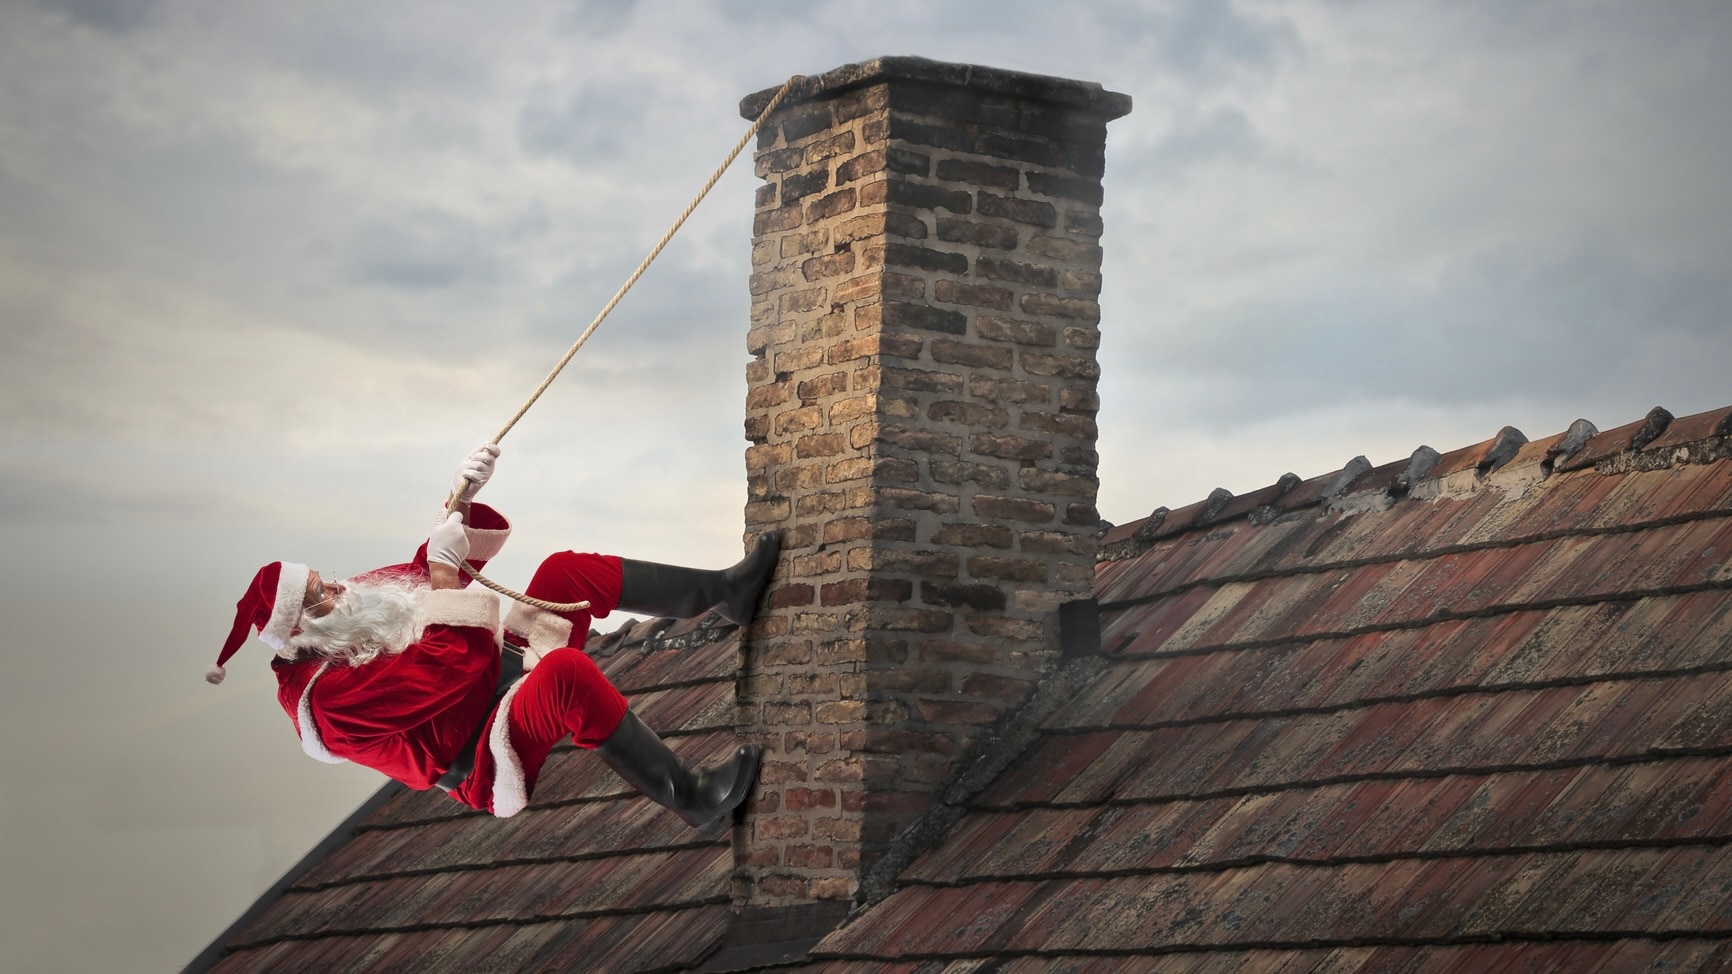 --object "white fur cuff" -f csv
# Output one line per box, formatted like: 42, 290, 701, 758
419, 588, 502, 640
503, 602, 574, 669
261, 562, 310, 651
465, 524, 510, 564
